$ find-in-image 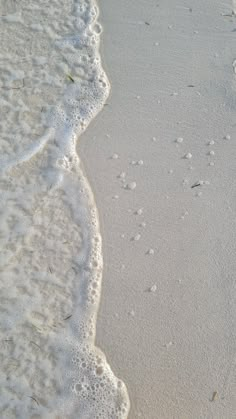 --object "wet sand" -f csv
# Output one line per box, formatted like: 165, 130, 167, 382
80, 0, 236, 417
